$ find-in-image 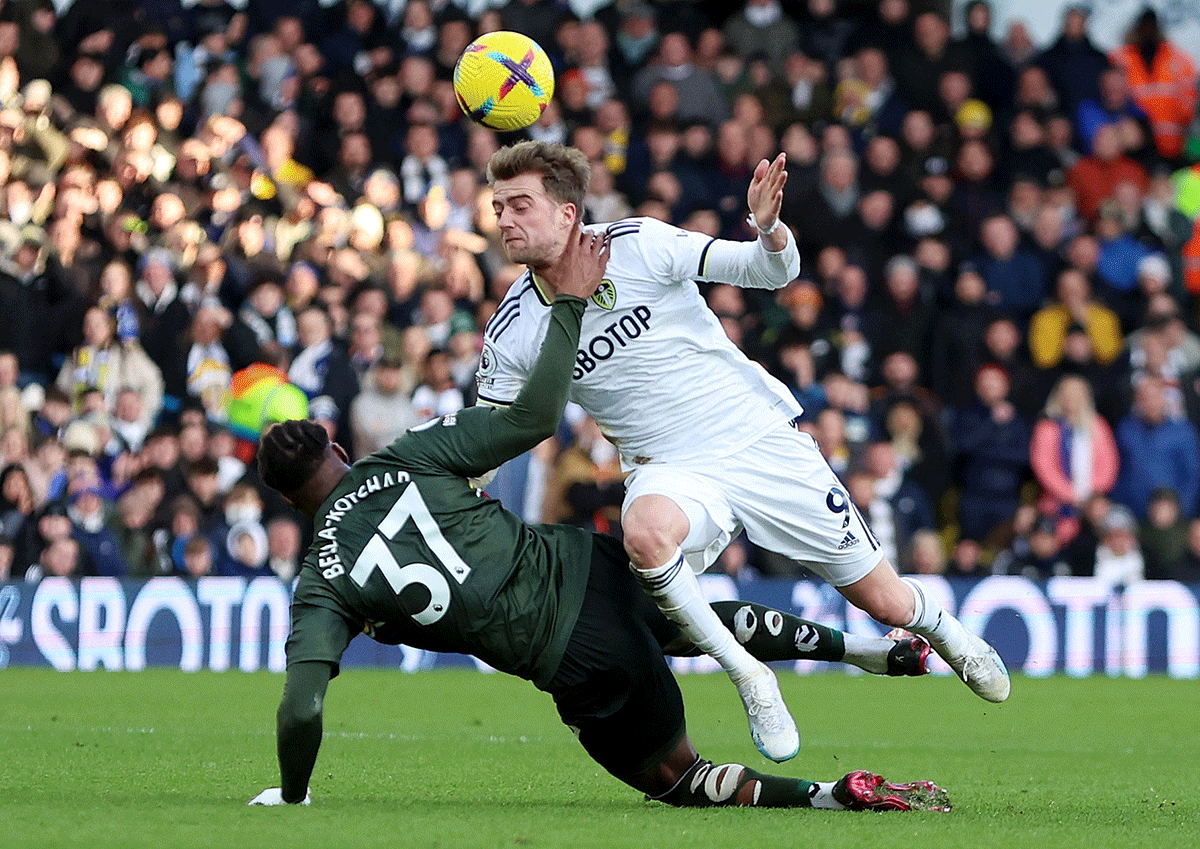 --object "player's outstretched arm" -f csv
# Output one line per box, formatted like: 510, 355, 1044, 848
248, 660, 334, 806
746, 152, 789, 253
408, 231, 607, 477
685, 155, 799, 290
